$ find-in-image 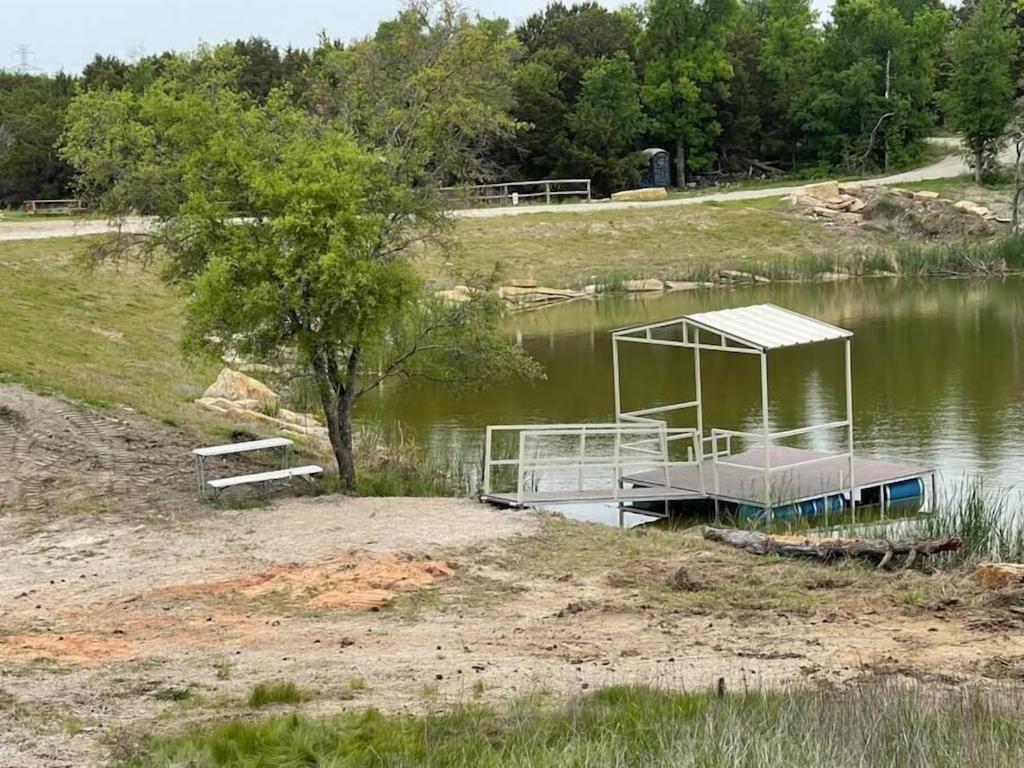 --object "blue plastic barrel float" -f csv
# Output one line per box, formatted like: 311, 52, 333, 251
738, 494, 846, 522
884, 478, 925, 503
